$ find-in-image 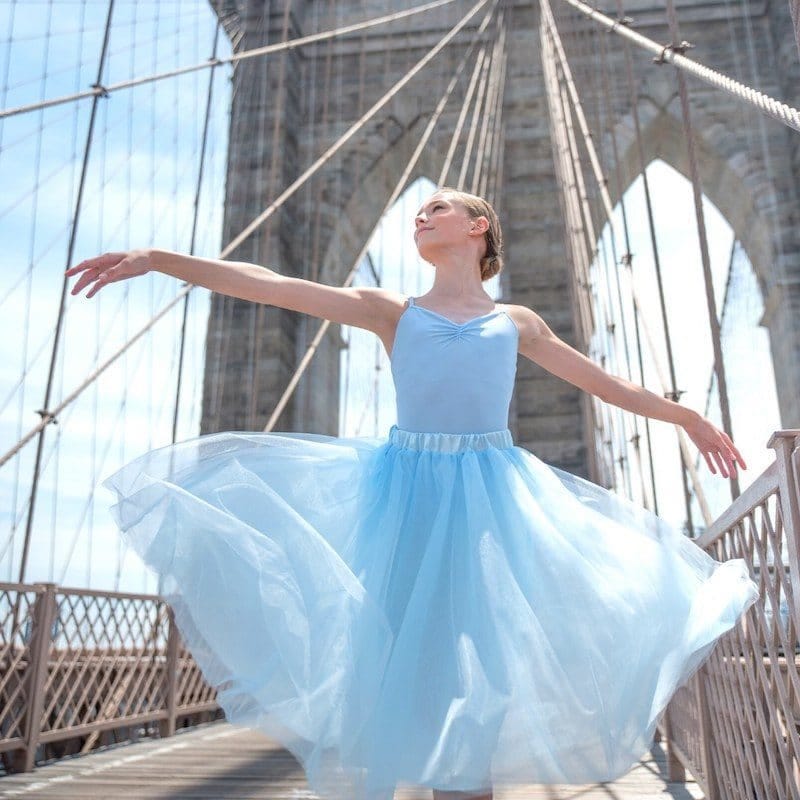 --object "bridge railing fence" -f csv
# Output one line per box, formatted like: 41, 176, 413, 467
662, 430, 800, 800
2, 431, 799, 794
0, 582, 219, 773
